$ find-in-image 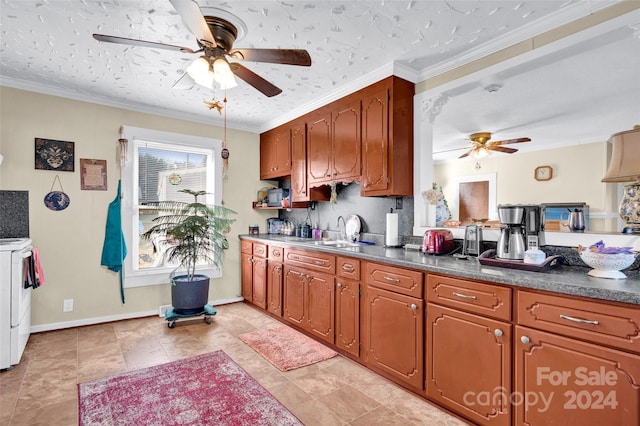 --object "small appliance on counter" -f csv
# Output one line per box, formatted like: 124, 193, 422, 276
496, 204, 542, 260
462, 224, 483, 256
266, 218, 282, 234
422, 229, 454, 254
